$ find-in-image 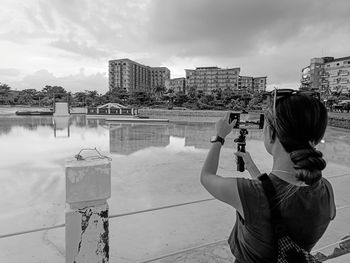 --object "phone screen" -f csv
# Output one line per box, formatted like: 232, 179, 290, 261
230, 113, 264, 129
